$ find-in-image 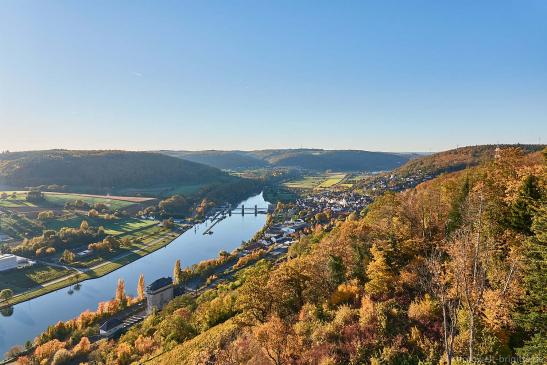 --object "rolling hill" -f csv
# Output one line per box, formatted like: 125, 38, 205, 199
162, 149, 413, 172
394, 144, 545, 177
0, 150, 227, 190
160, 150, 267, 170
